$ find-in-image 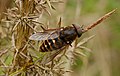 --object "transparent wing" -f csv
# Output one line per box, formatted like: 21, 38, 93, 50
29, 30, 60, 41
